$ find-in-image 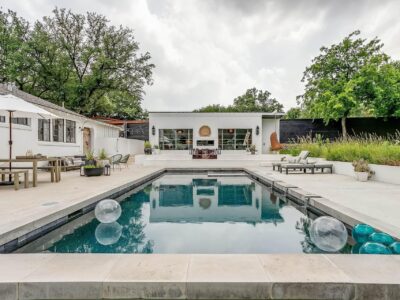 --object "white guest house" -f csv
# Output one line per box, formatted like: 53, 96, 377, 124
0, 84, 143, 159
148, 112, 284, 154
